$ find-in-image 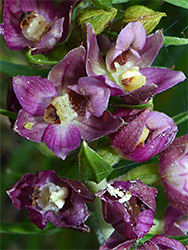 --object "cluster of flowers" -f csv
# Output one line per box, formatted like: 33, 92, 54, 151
1, 0, 187, 249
